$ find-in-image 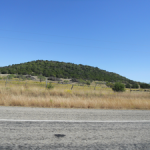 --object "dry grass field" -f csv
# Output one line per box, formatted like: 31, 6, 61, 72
0, 79, 150, 109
